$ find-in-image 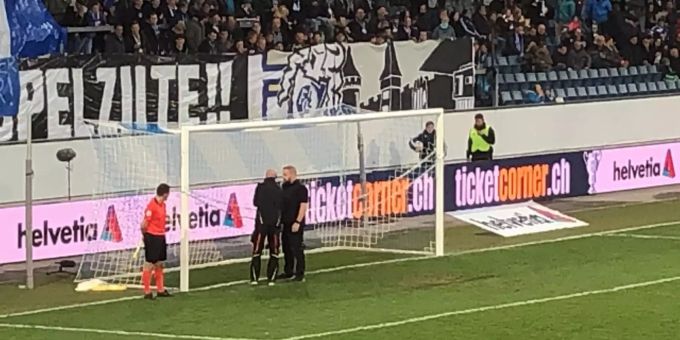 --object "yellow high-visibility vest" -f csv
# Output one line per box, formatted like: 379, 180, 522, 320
469, 126, 491, 152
